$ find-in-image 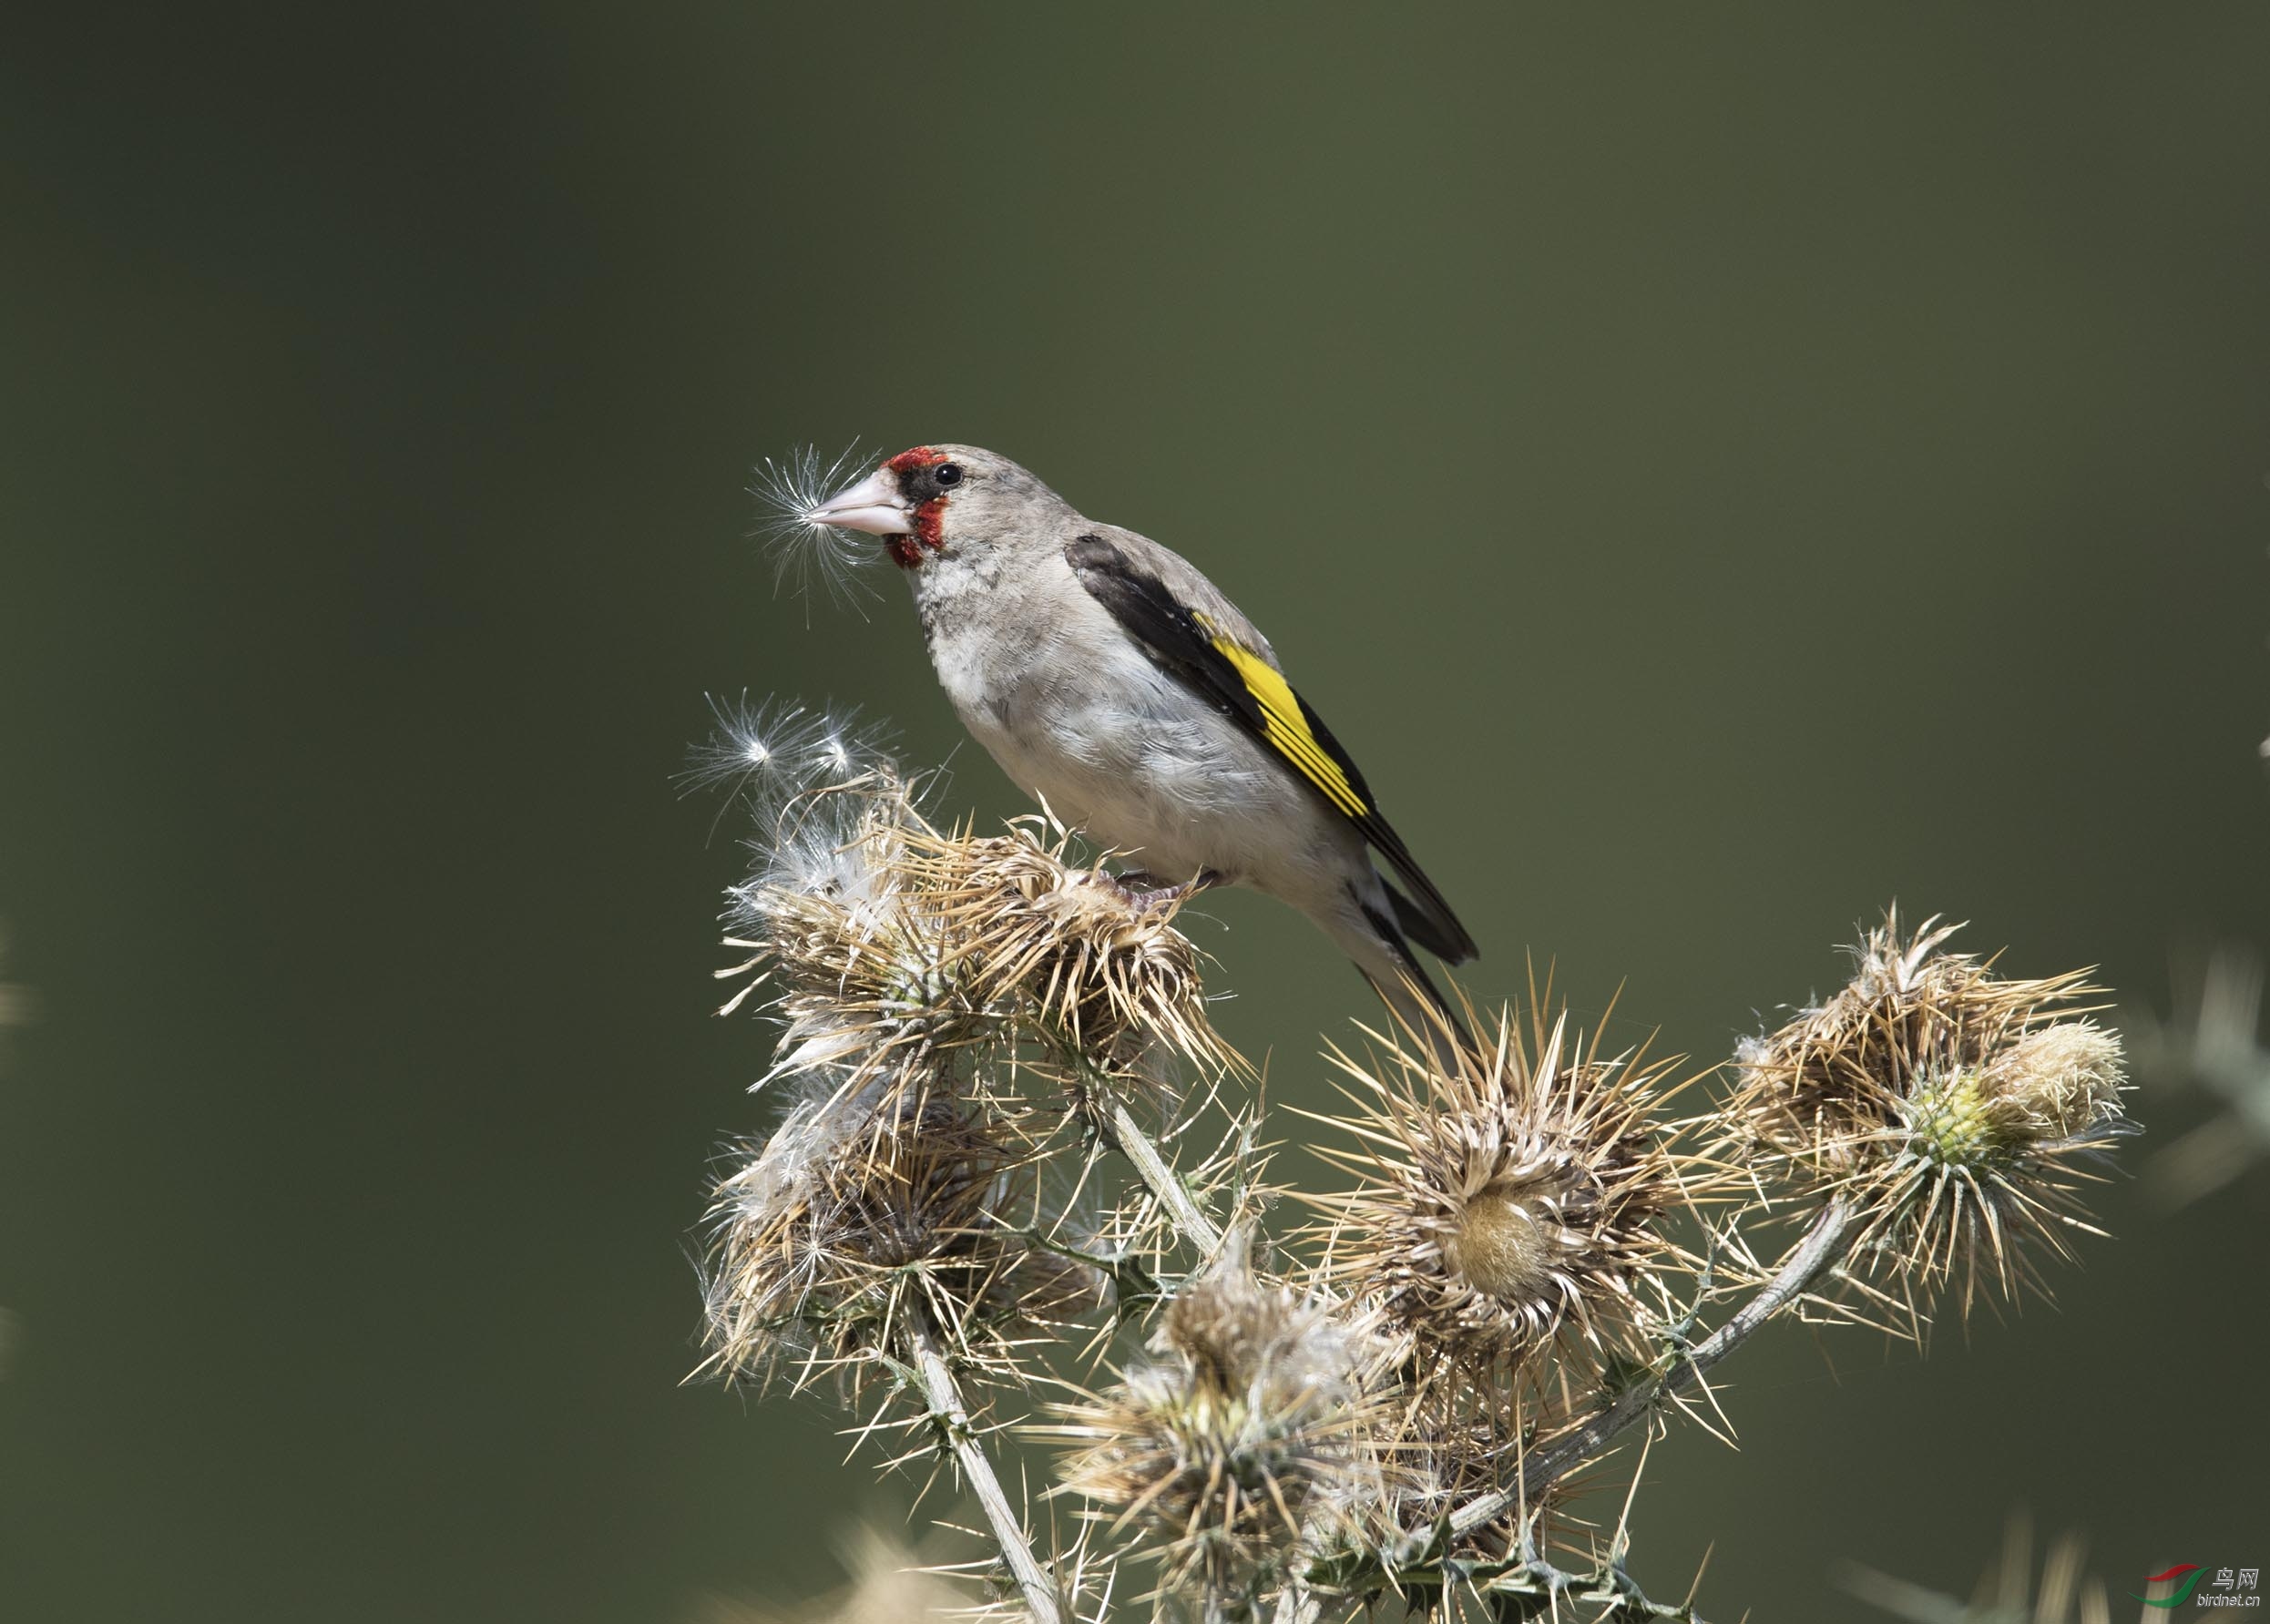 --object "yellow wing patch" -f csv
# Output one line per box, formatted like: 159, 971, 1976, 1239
1197, 618, 1370, 820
